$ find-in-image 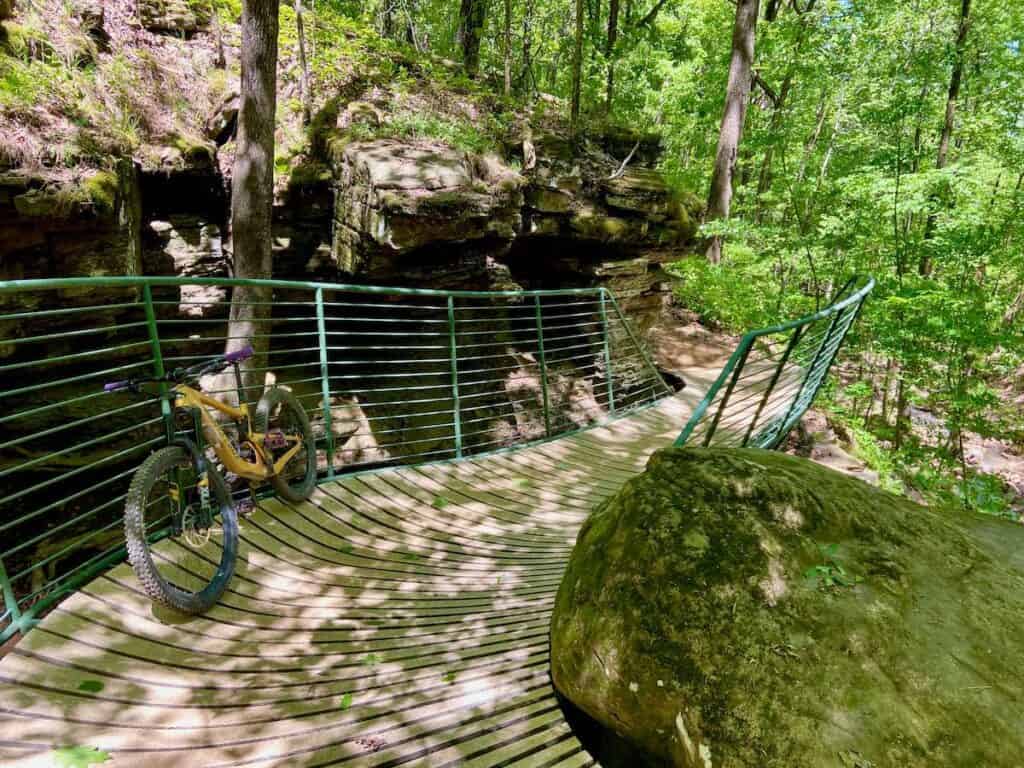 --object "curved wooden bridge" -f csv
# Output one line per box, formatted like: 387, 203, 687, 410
0, 395, 692, 768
